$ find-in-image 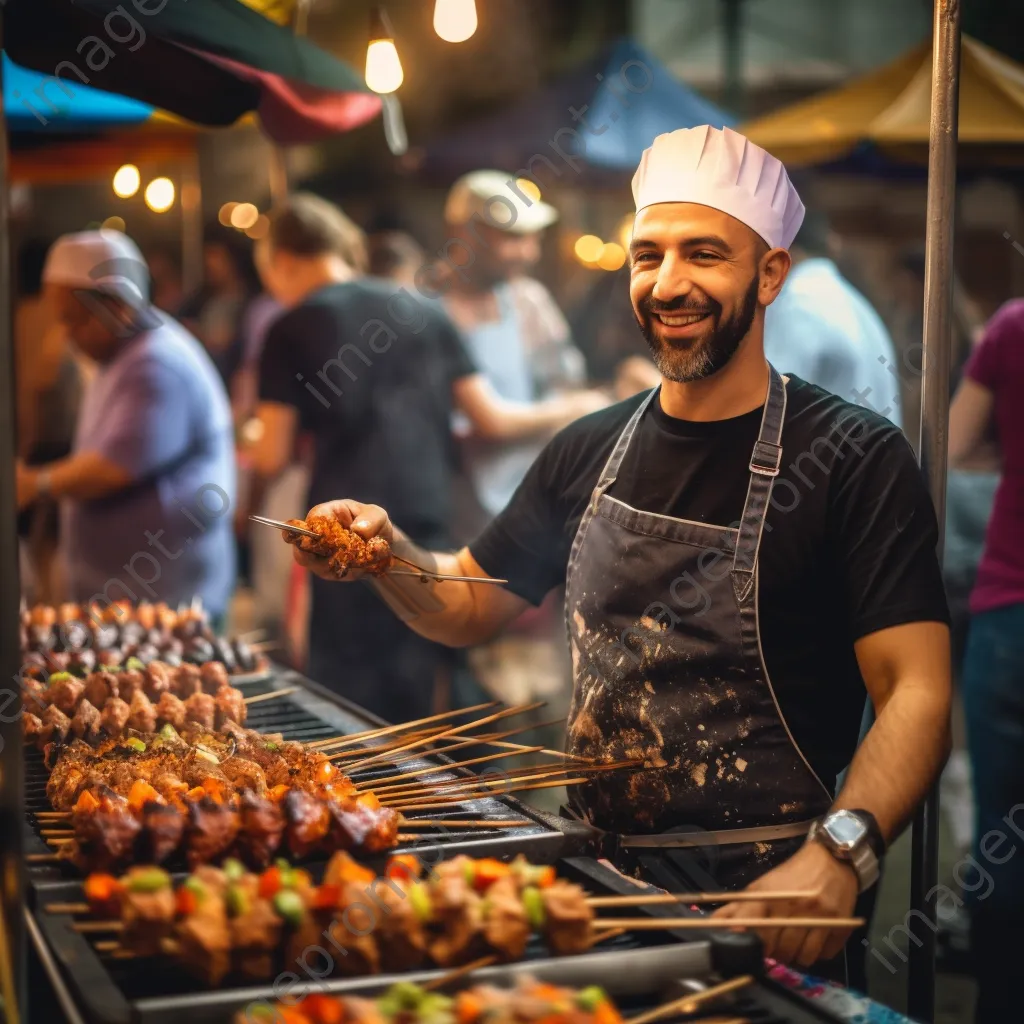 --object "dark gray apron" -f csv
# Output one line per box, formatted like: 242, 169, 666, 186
565, 365, 834, 890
